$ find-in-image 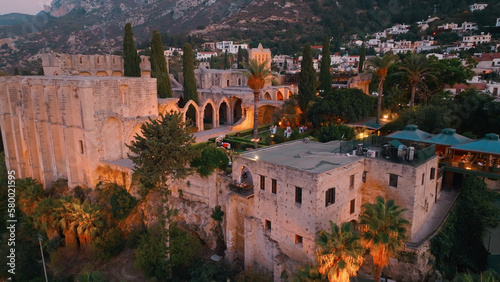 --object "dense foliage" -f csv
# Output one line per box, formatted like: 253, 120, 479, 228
126, 112, 197, 193
382, 89, 500, 136
190, 146, 229, 177
92, 227, 125, 260
430, 176, 500, 280
307, 88, 375, 127
135, 223, 202, 280
315, 124, 356, 143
